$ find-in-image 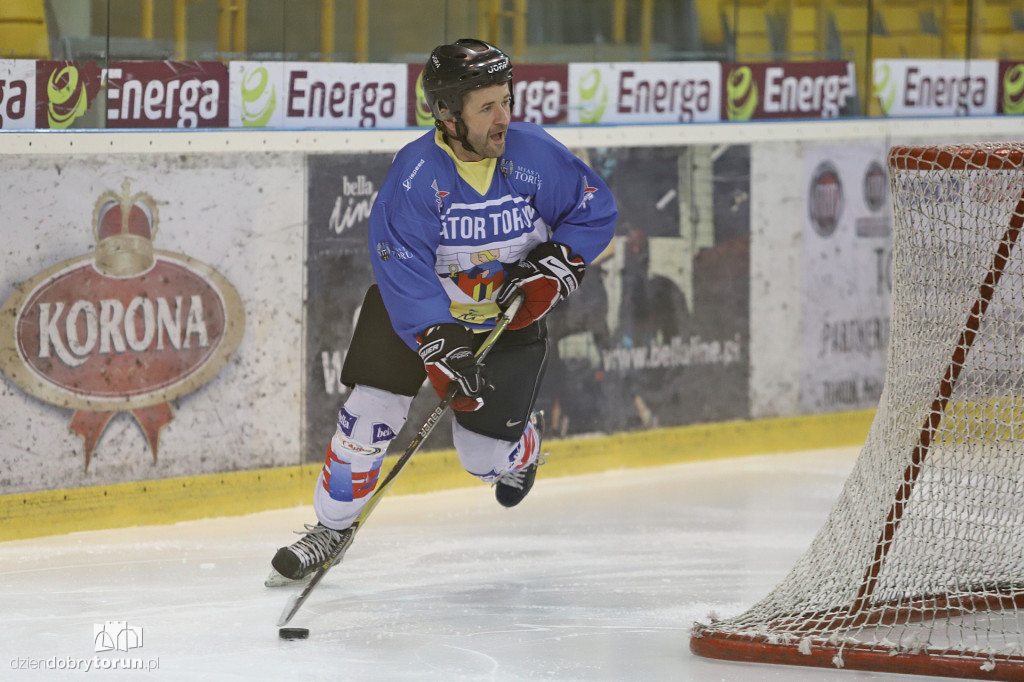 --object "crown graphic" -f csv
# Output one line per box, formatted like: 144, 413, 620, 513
92, 179, 158, 277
